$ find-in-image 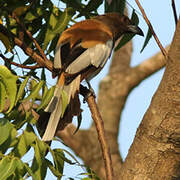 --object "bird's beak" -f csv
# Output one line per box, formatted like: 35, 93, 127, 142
127, 25, 144, 36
